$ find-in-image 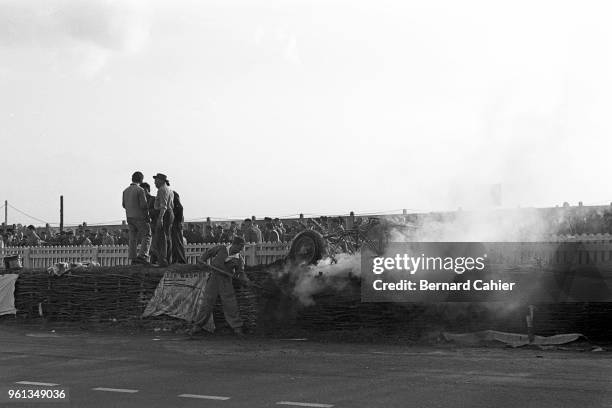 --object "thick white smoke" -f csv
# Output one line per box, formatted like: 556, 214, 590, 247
388, 208, 571, 243
282, 206, 590, 308
281, 253, 361, 306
